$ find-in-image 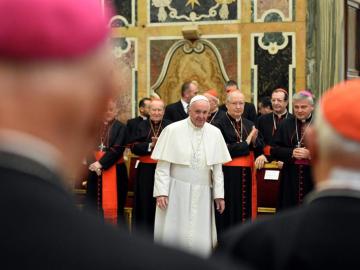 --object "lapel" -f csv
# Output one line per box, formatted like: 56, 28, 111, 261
176, 100, 187, 118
